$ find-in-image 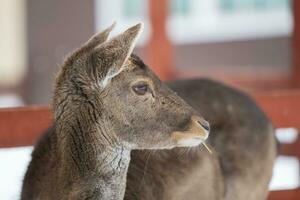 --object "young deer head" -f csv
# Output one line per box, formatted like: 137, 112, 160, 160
53, 23, 210, 150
